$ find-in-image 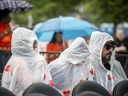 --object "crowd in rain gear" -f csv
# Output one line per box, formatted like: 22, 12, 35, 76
1, 27, 127, 96
48, 31, 127, 95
